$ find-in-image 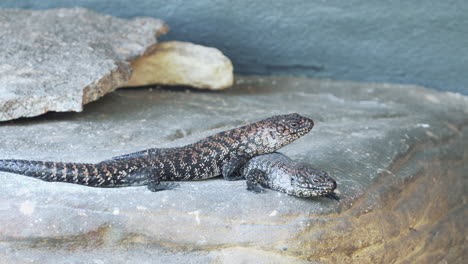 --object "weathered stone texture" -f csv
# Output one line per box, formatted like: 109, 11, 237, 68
0, 76, 466, 263
0, 8, 167, 121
